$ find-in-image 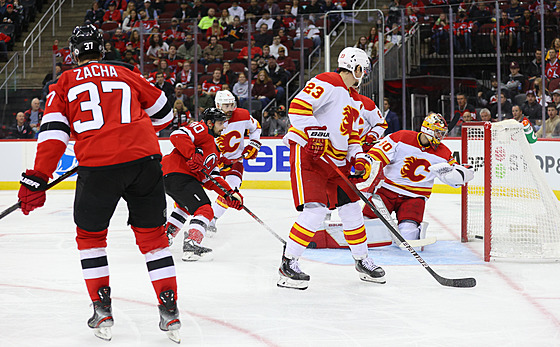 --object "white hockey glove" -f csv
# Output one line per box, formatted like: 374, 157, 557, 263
429, 163, 474, 188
